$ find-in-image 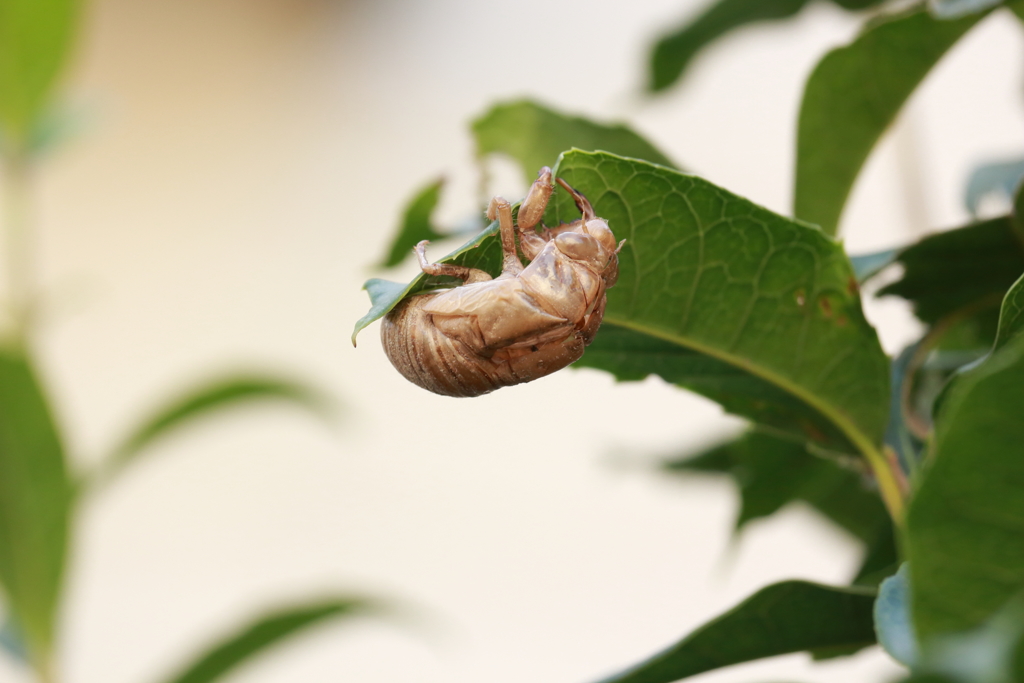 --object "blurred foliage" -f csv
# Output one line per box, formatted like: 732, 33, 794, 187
0, 2, 370, 682
647, 0, 888, 94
